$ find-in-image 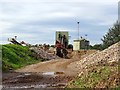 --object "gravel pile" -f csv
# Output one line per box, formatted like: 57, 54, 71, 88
69, 41, 120, 71
30, 47, 60, 60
